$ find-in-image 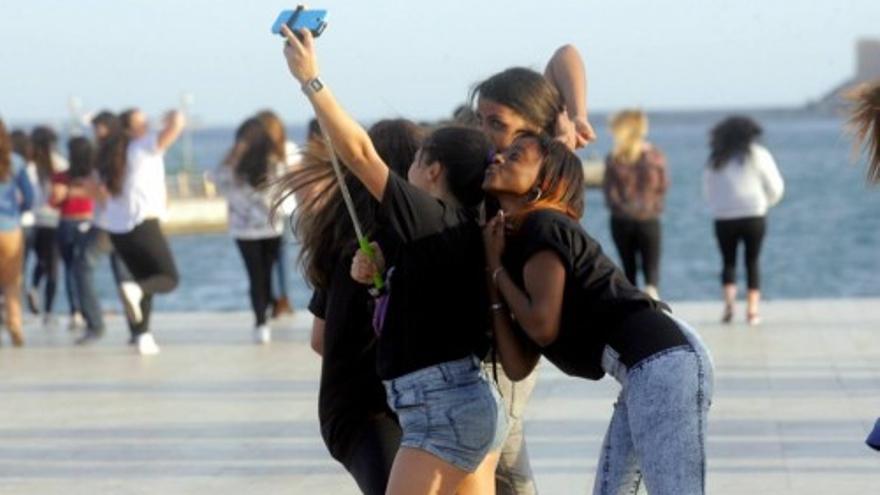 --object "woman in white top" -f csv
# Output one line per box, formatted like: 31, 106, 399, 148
28, 126, 68, 325
703, 116, 784, 325
96, 108, 185, 355
212, 117, 285, 344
